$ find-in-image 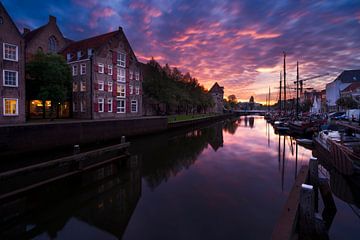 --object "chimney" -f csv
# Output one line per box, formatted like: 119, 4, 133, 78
49, 15, 56, 24
23, 28, 30, 35
118, 26, 123, 31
